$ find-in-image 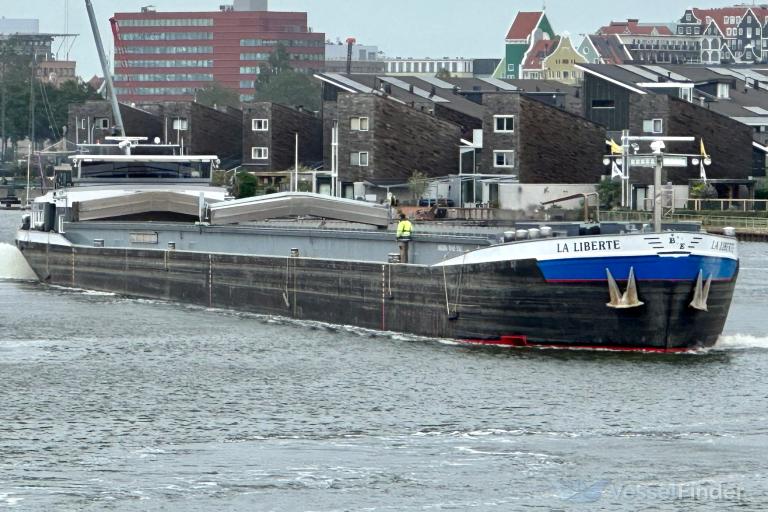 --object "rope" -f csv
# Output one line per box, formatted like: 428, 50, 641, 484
282, 257, 290, 307
442, 259, 451, 316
